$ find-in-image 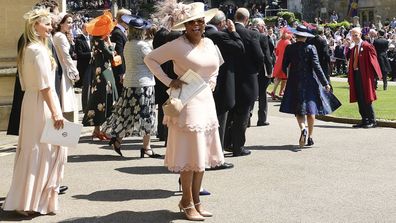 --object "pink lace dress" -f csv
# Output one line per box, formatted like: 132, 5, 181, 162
144, 36, 224, 172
